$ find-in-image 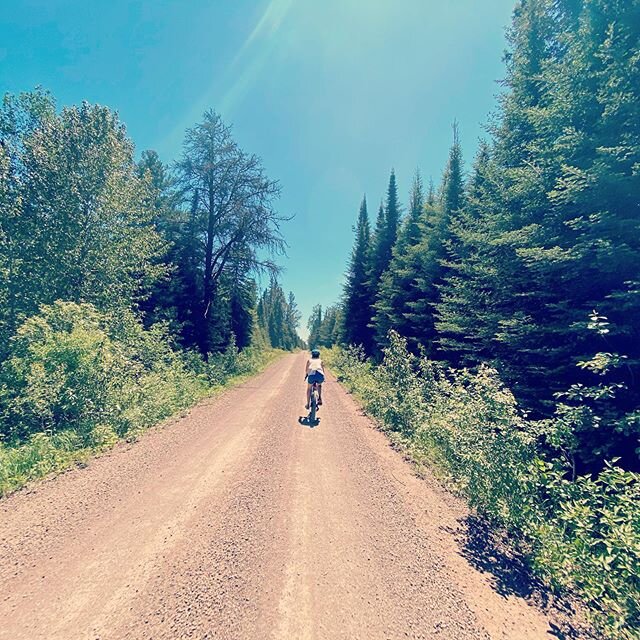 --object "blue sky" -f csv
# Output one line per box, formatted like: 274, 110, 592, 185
1, 0, 516, 338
